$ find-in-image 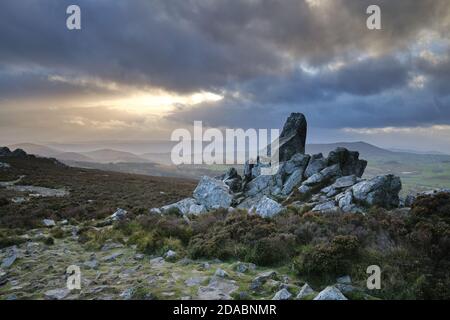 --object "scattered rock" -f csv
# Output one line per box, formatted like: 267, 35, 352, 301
160, 197, 206, 215
83, 259, 98, 270
296, 283, 315, 299
102, 252, 123, 262
250, 271, 277, 290
150, 257, 165, 265
44, 288, 71, 300
134, 253, 145, 261
313, 286, 348, 300
312, 201, 339, 213
235, 262, 256, 273
272, 288, 292, 300
1, 248, 17, 269
164, 250, 177, 261
42, 219, 56, 227
197, 276, 238, 300
185, 276, 208, 287
214, 268, 229, 278
109, 208, 128, 221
